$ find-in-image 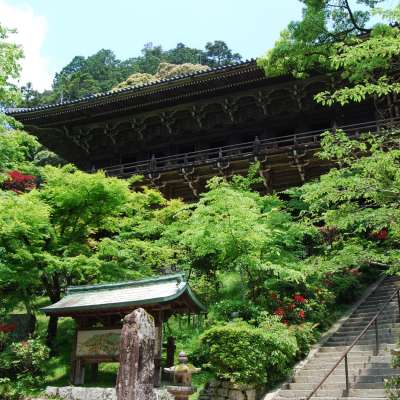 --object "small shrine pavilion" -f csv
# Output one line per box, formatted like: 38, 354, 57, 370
41, 273, 205, 386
